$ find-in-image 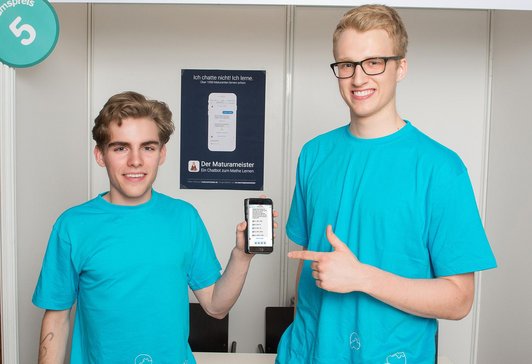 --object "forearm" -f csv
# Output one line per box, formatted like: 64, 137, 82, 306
361, 265, 475, 320
38, 310, 70, 364
206, 247, 253, 318
293, 227, 475, 320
